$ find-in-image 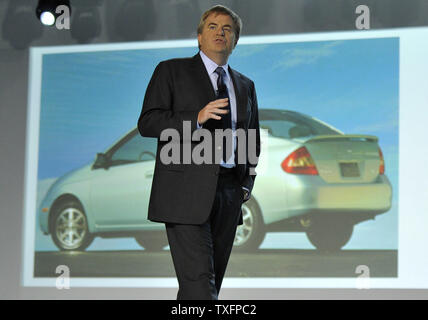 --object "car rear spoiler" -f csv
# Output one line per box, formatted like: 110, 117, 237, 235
306, 134, 379, 143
